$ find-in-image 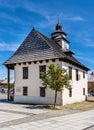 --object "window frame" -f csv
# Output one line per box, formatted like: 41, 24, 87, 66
69, 66, 72, 80
40, 87, 46, 97
23, 67, 28, 79
23, 86, 28, 96
83, 88, 85, 95
69, 88, 72, 97
76, 69, 79, 81
83, 72, 85, 79
39, 65, 46, 78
